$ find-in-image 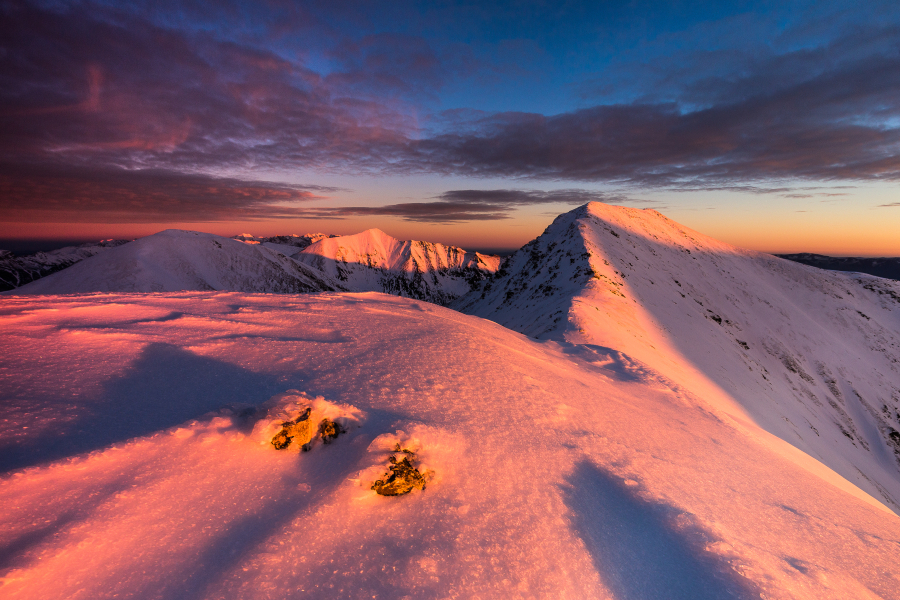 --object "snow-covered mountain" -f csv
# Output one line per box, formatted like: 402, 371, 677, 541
456, 202, 900, 512
0, 240, 130, 291
9, 229, 499, 303
294, 228, 502, 305
10, 230, 343, 294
